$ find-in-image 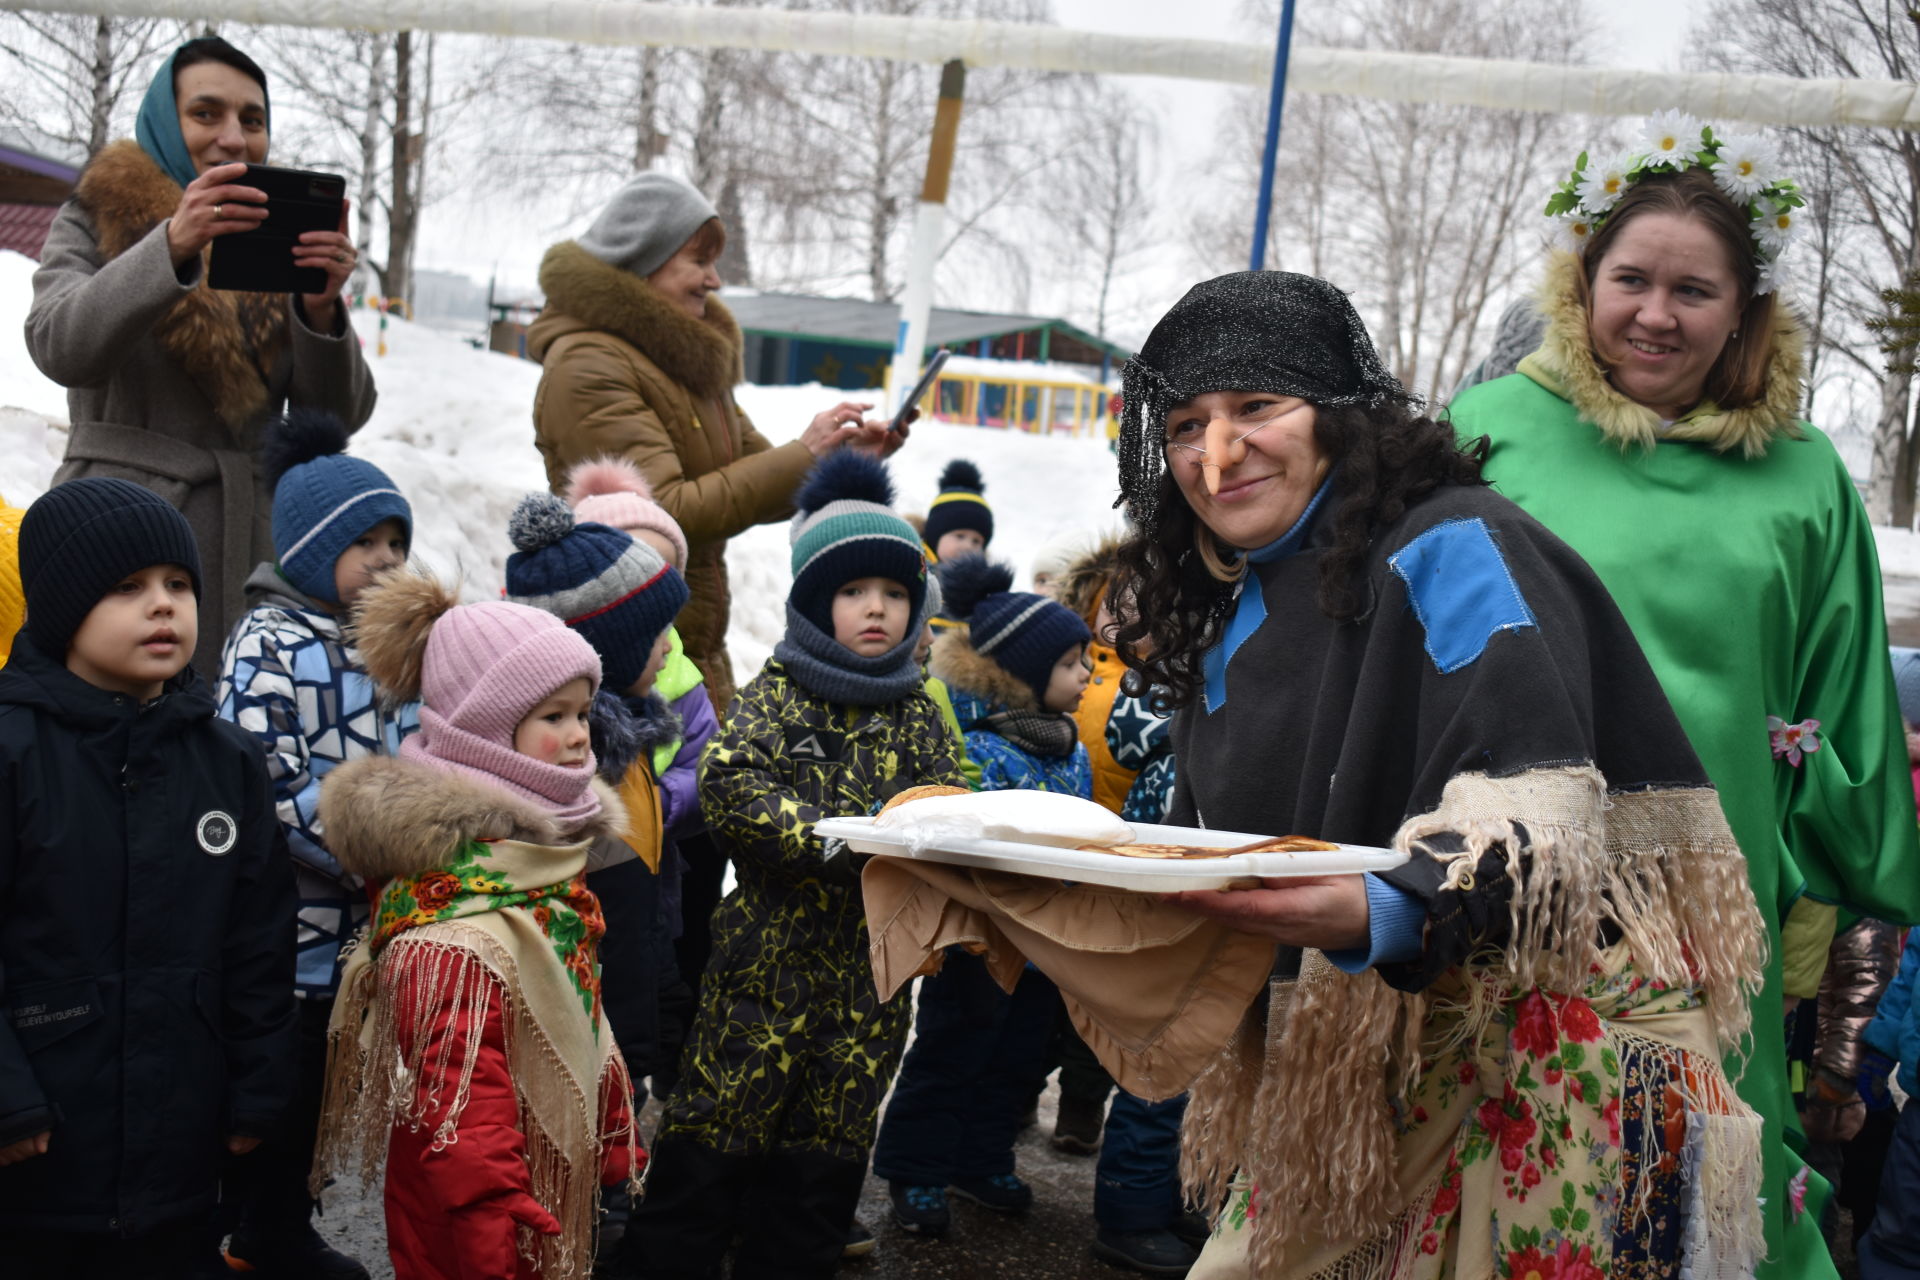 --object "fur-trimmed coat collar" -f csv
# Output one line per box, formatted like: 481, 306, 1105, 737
1523, 250, 1805, 458
535, 239, 743, 399
75, 140, 289, 430
317, 754, 627, 884
929, 628, 1041, 713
